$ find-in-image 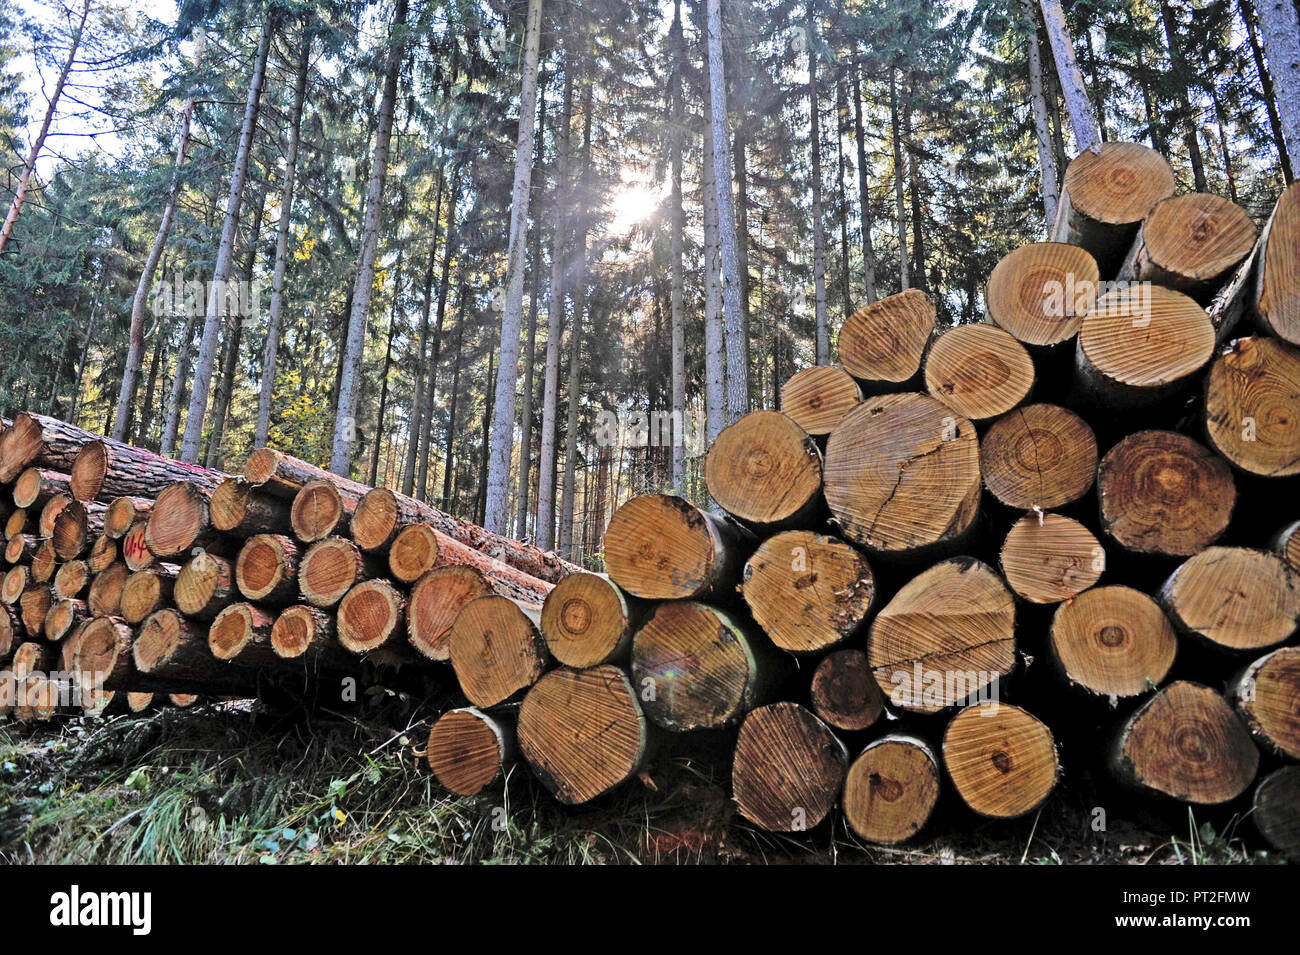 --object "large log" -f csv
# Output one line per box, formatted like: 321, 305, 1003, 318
1255, 180, 1300, 345
1110, 681, 1259, 804
943, 703, 1059, 819
1051, 141, 1176, 277
1204, 336, 1300, 477
69, 438, 222, 502
52, 499, 106, 560
87, 562, 129, 617
290, 479, 357, 543
0, 413, 98, 482
44, 597, 87, 642
270, 604, 351, 668
1048, 585, 1177, 699
145, 481, 224, 560
999, 512, 1104, 604
741, 530, 874, 653
823, 393, 980, 555
210, 478, 292, 536
407, 565, 493, 662
986, 242, 1099, 348
867, 557, 1016, 714
540, 572, 638, 668
779, 365, 861, 436
1253, 766, 1300, 859
842, 734, 940, 845
1074, 286, 1215, 409
234, 534, 300, 605
517, 665, 648, 805
1097, 430, 1235, 557
12, 468, 71, 509
349, 485, 580, 583
1230, 646, 1300, 759
604, 494, 749, 600
208, 602, 278, 666
1158, 547, 1300, 652
298, 537, 382, 608
120, 564, 179, 624
980, 403, 1097, 510
103, 496, 152, 539
174, 553, 236, 620
19, 585, 52, 635
731, 702, 848, 832
135, 608, 257, 688
243, 448, 370, 500
630, 601, 774, 731
703, 410, 823, 529
426, 707, 515, 796
923, 322, 1035, 421
39, 492, 72, 537
810, 648, 885, 733
72, 615, 134, 688
4, 533, 38, 564
87, 534, 117, 574
448, 594, 548, 707
837, 289, 935, 390
1115, 193, 1256, 302
336, 579, 407, 655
